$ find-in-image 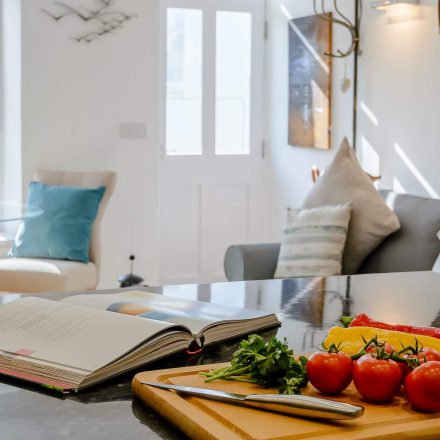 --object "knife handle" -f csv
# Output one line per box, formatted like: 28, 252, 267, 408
244, 394, 364, 420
